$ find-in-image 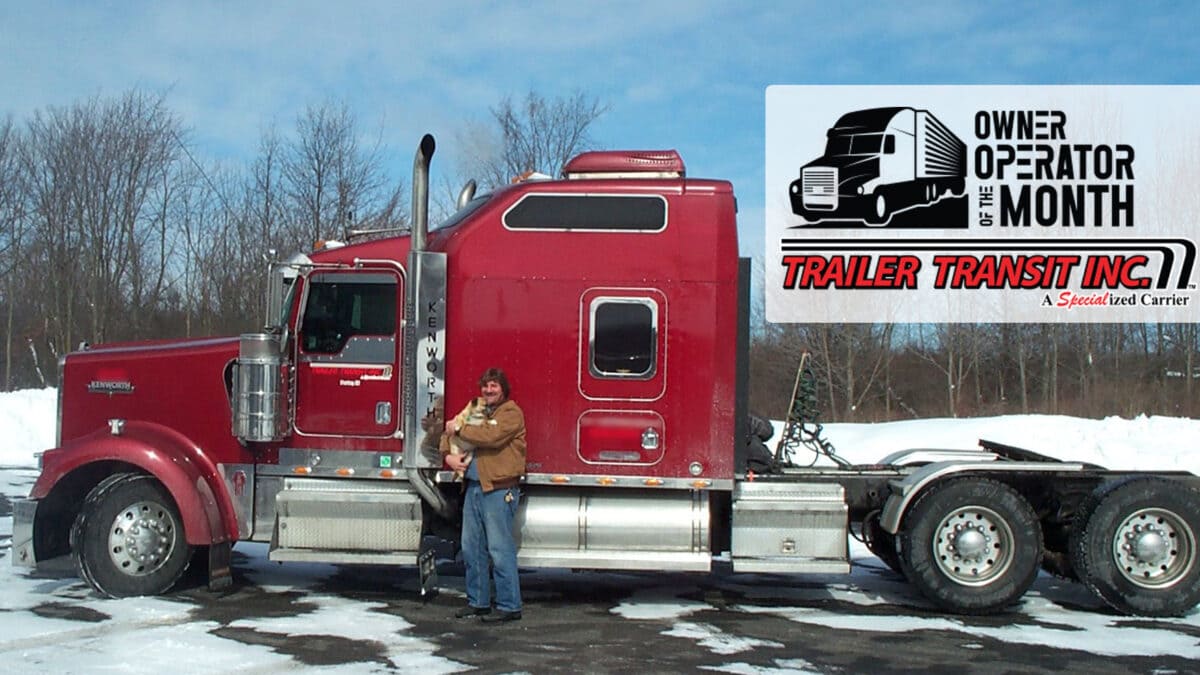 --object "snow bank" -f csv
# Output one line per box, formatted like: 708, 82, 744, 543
0, 388, 56, 467
775, 413, 1200, 474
